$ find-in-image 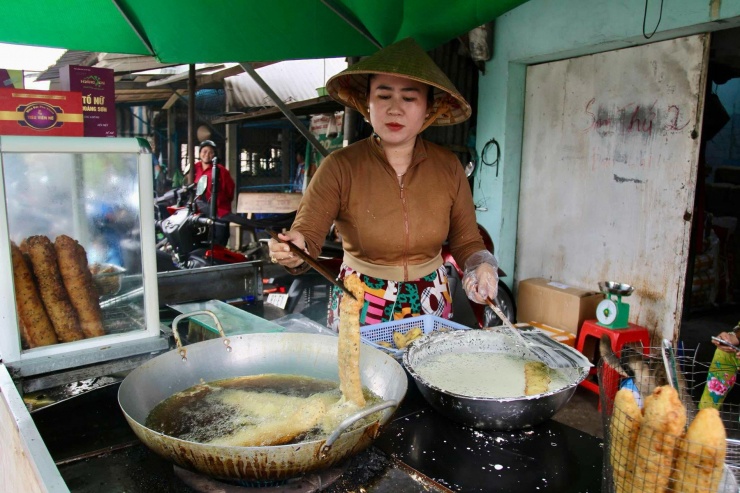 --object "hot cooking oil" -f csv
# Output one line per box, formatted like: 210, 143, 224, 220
145, 374, 381, 445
